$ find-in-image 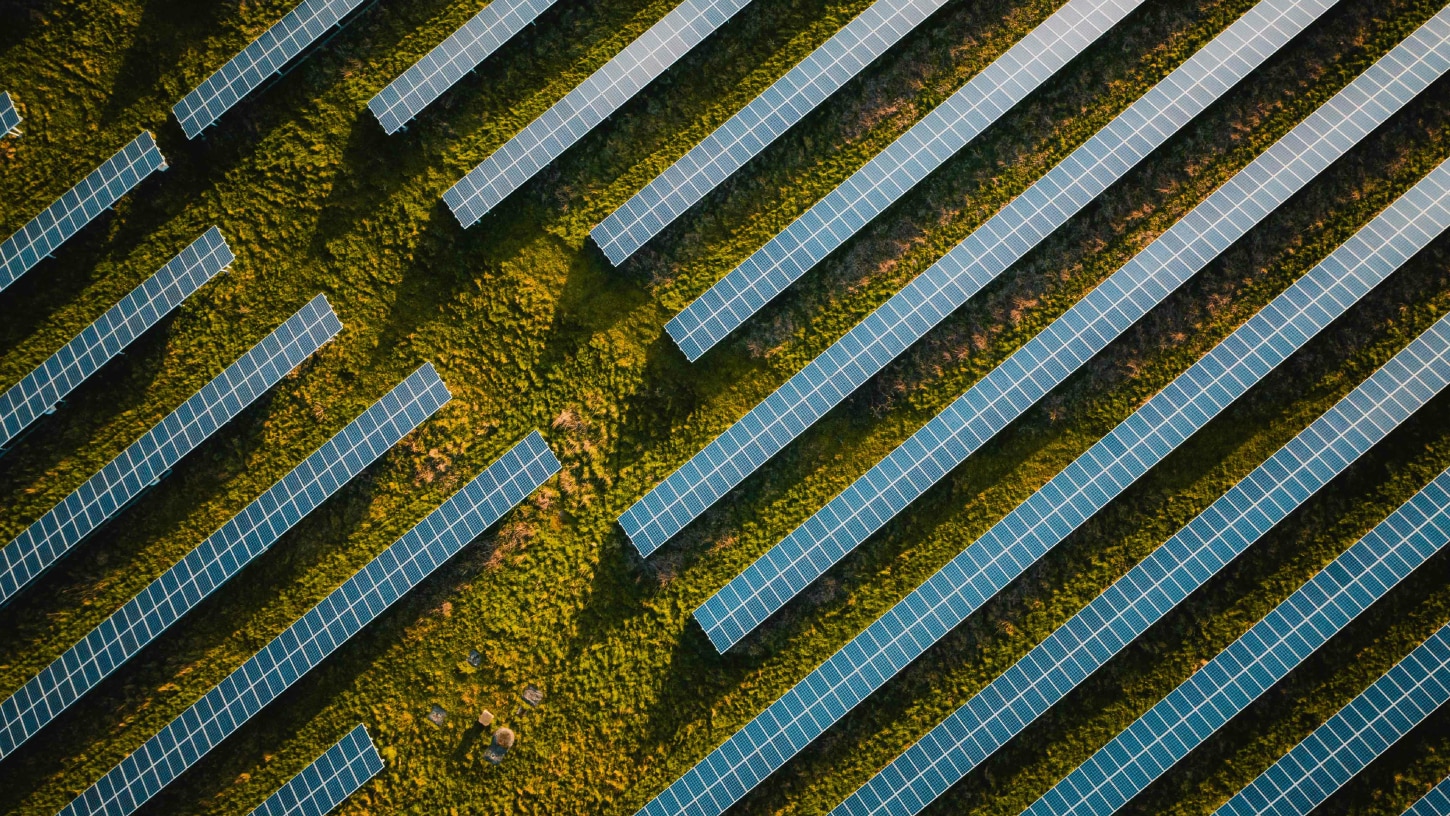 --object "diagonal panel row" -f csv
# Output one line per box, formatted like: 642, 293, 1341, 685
664, 0, 1146, 361
0, 364, 450, 759
696, 0, 1415, 652
0, 132, 166, 292
1404, 776, 1450, 816
56, 431, 560, 816
247, 724, 383, 816
172, 0, 370, 139
0, 227, 233, 450
0, 294, 342, 608
369, 0, 559, 135
1211, 623, 1450, 816
832, 151, 1450, 816
444, 0, 758, 227
0, 91, 20, 138
619, 0, 1336, 557
590, 0, 950, 265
